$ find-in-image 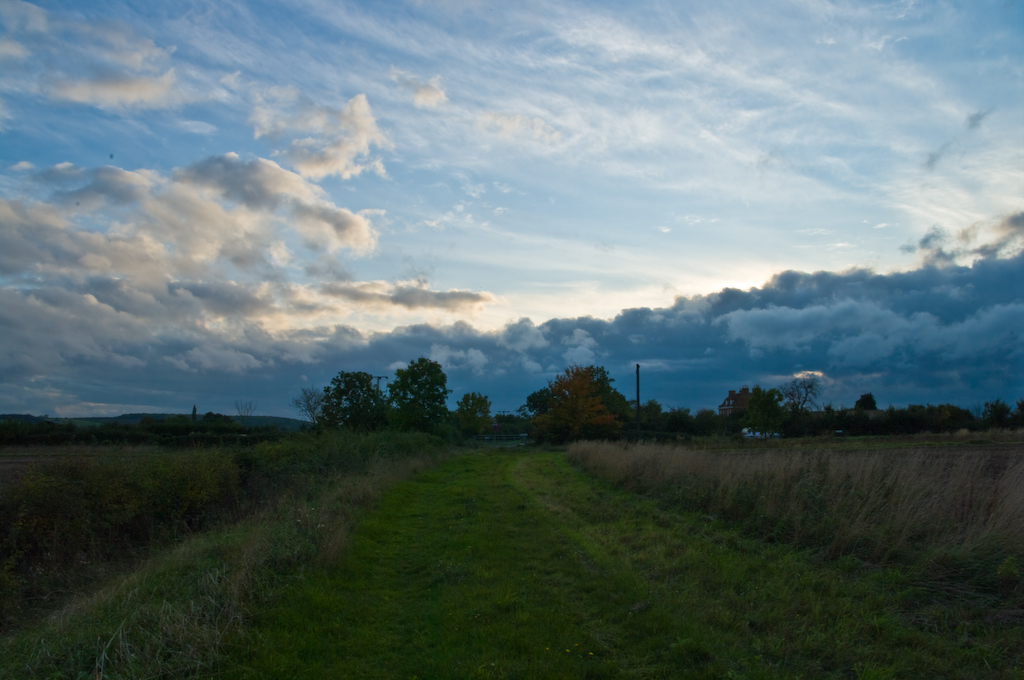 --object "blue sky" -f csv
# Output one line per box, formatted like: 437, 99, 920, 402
1, 0, 1021, 417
